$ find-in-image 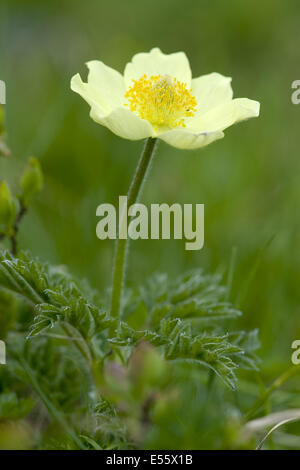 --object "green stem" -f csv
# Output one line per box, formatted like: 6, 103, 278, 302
110, 137, 157, 323
19, 355, 86, 449
245, 364, 300, 422
10, 204, 27, 255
